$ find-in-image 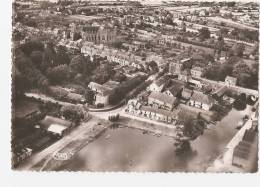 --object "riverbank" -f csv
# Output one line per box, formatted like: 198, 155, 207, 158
16, 116, 111, 171
206, 111, 257, 173
35, 119, 112, 171
122, 118, 177, 138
